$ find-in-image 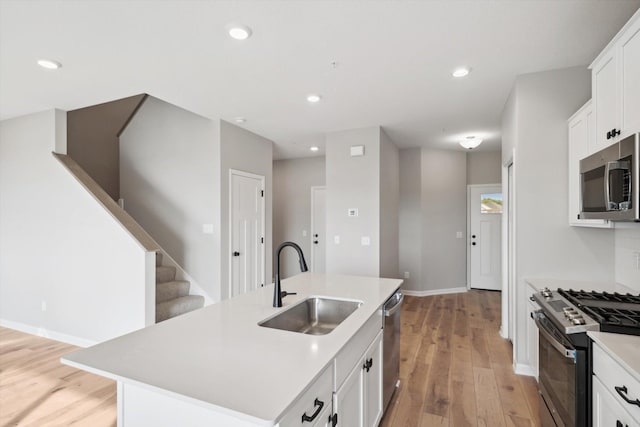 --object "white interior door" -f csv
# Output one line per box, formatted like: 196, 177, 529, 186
468, 184, 502, 291
230, 170, 265, 298
311, 186, 326, 273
